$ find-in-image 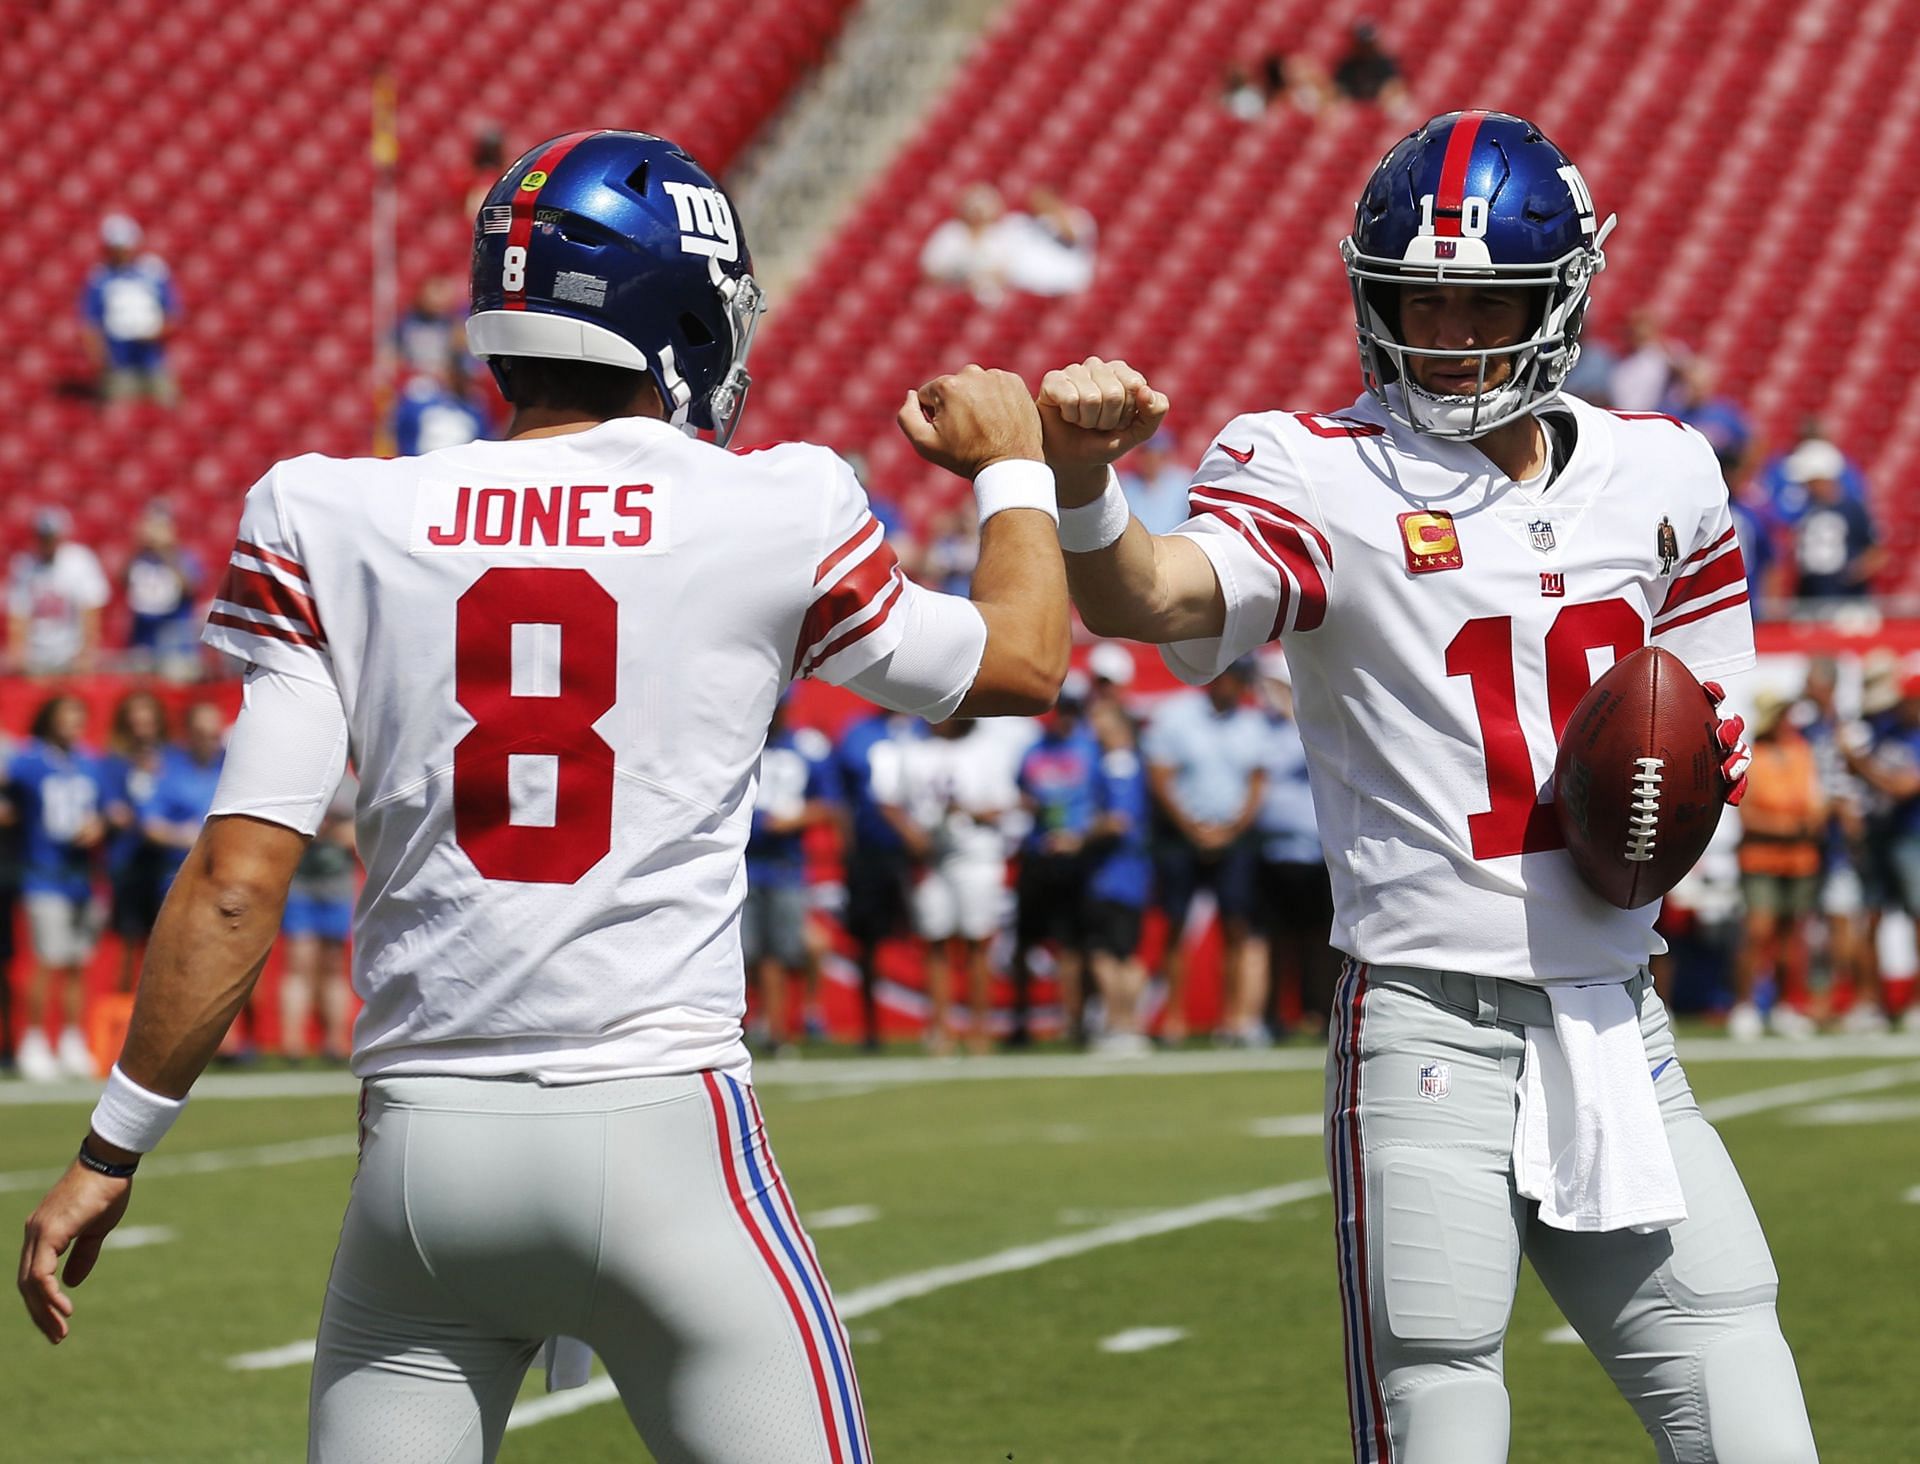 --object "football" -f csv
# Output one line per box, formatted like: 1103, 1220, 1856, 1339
1552, 646, 1726, 910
